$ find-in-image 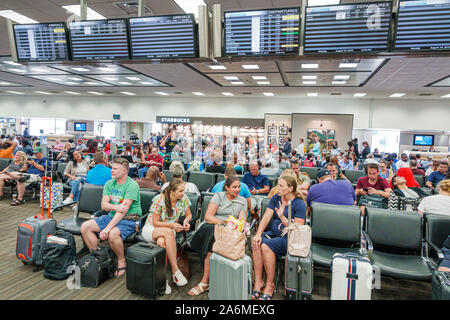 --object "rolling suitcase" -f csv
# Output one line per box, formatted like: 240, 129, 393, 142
330, 253, 373, 300
432, 271, 450, 300
40, 182, 63, 210
126, 242, 166, 299
209, 253, 252, 300
285, 251, 313, 300
16, 177, 57, 271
